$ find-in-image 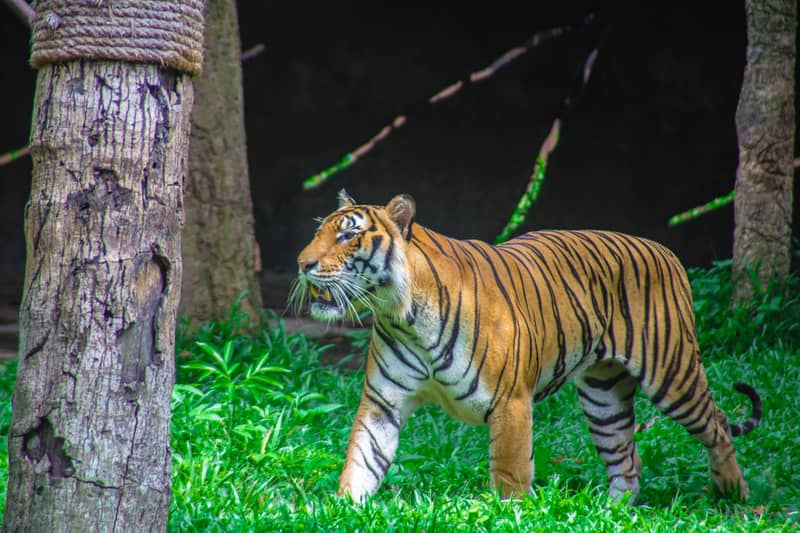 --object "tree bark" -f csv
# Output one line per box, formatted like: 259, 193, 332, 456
733, 0, 796, 301
181, 0, 262, 323
3, 61, 192, 531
